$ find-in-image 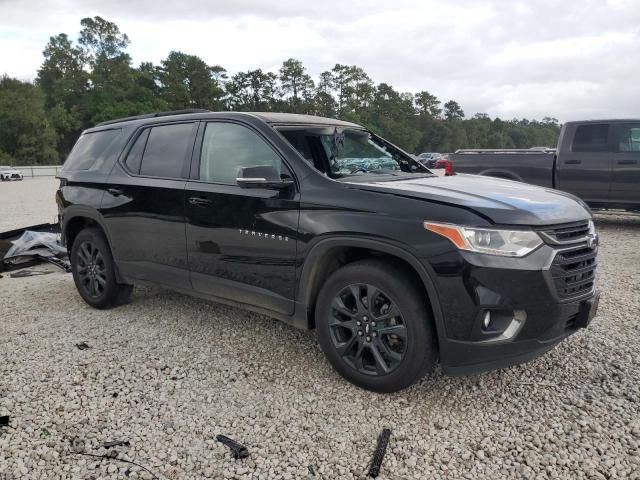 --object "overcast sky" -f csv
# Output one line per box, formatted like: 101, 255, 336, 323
1, 0, 639, 121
